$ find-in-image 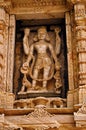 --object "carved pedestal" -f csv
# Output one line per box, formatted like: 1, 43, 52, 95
0, 92, 15, 109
